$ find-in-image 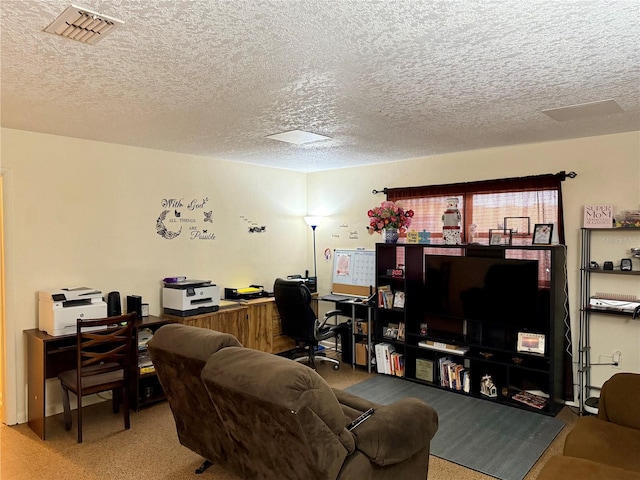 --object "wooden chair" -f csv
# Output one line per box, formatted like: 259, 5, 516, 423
58, 313, 136, 443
